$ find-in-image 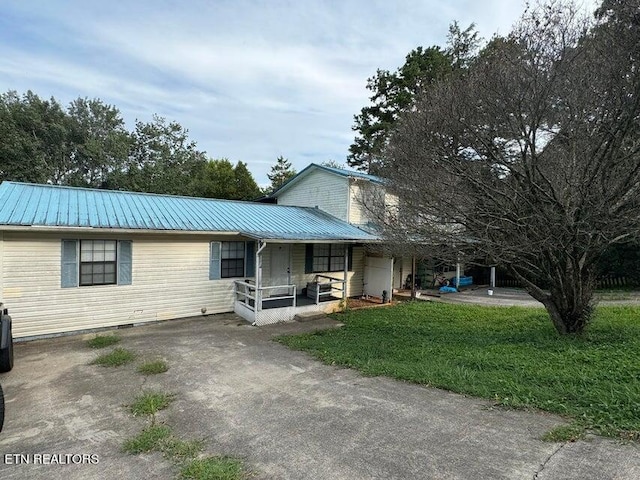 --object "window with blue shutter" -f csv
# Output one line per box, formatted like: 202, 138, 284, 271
62, 239, 133, 287
118, 240, 132, 285
61, 240, 78, 288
